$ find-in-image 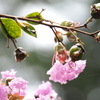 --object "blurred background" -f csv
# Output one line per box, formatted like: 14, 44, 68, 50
0, 0, 100, 100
